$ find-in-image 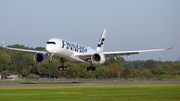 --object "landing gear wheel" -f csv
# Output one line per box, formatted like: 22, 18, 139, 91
49, 59, 53, 63
92, 67, 96, 71
63, 66, 67, 71
87, 67, 96, 71
58, 66, 67, 71
58, 66, 62, 71
87, 67, 92, 71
